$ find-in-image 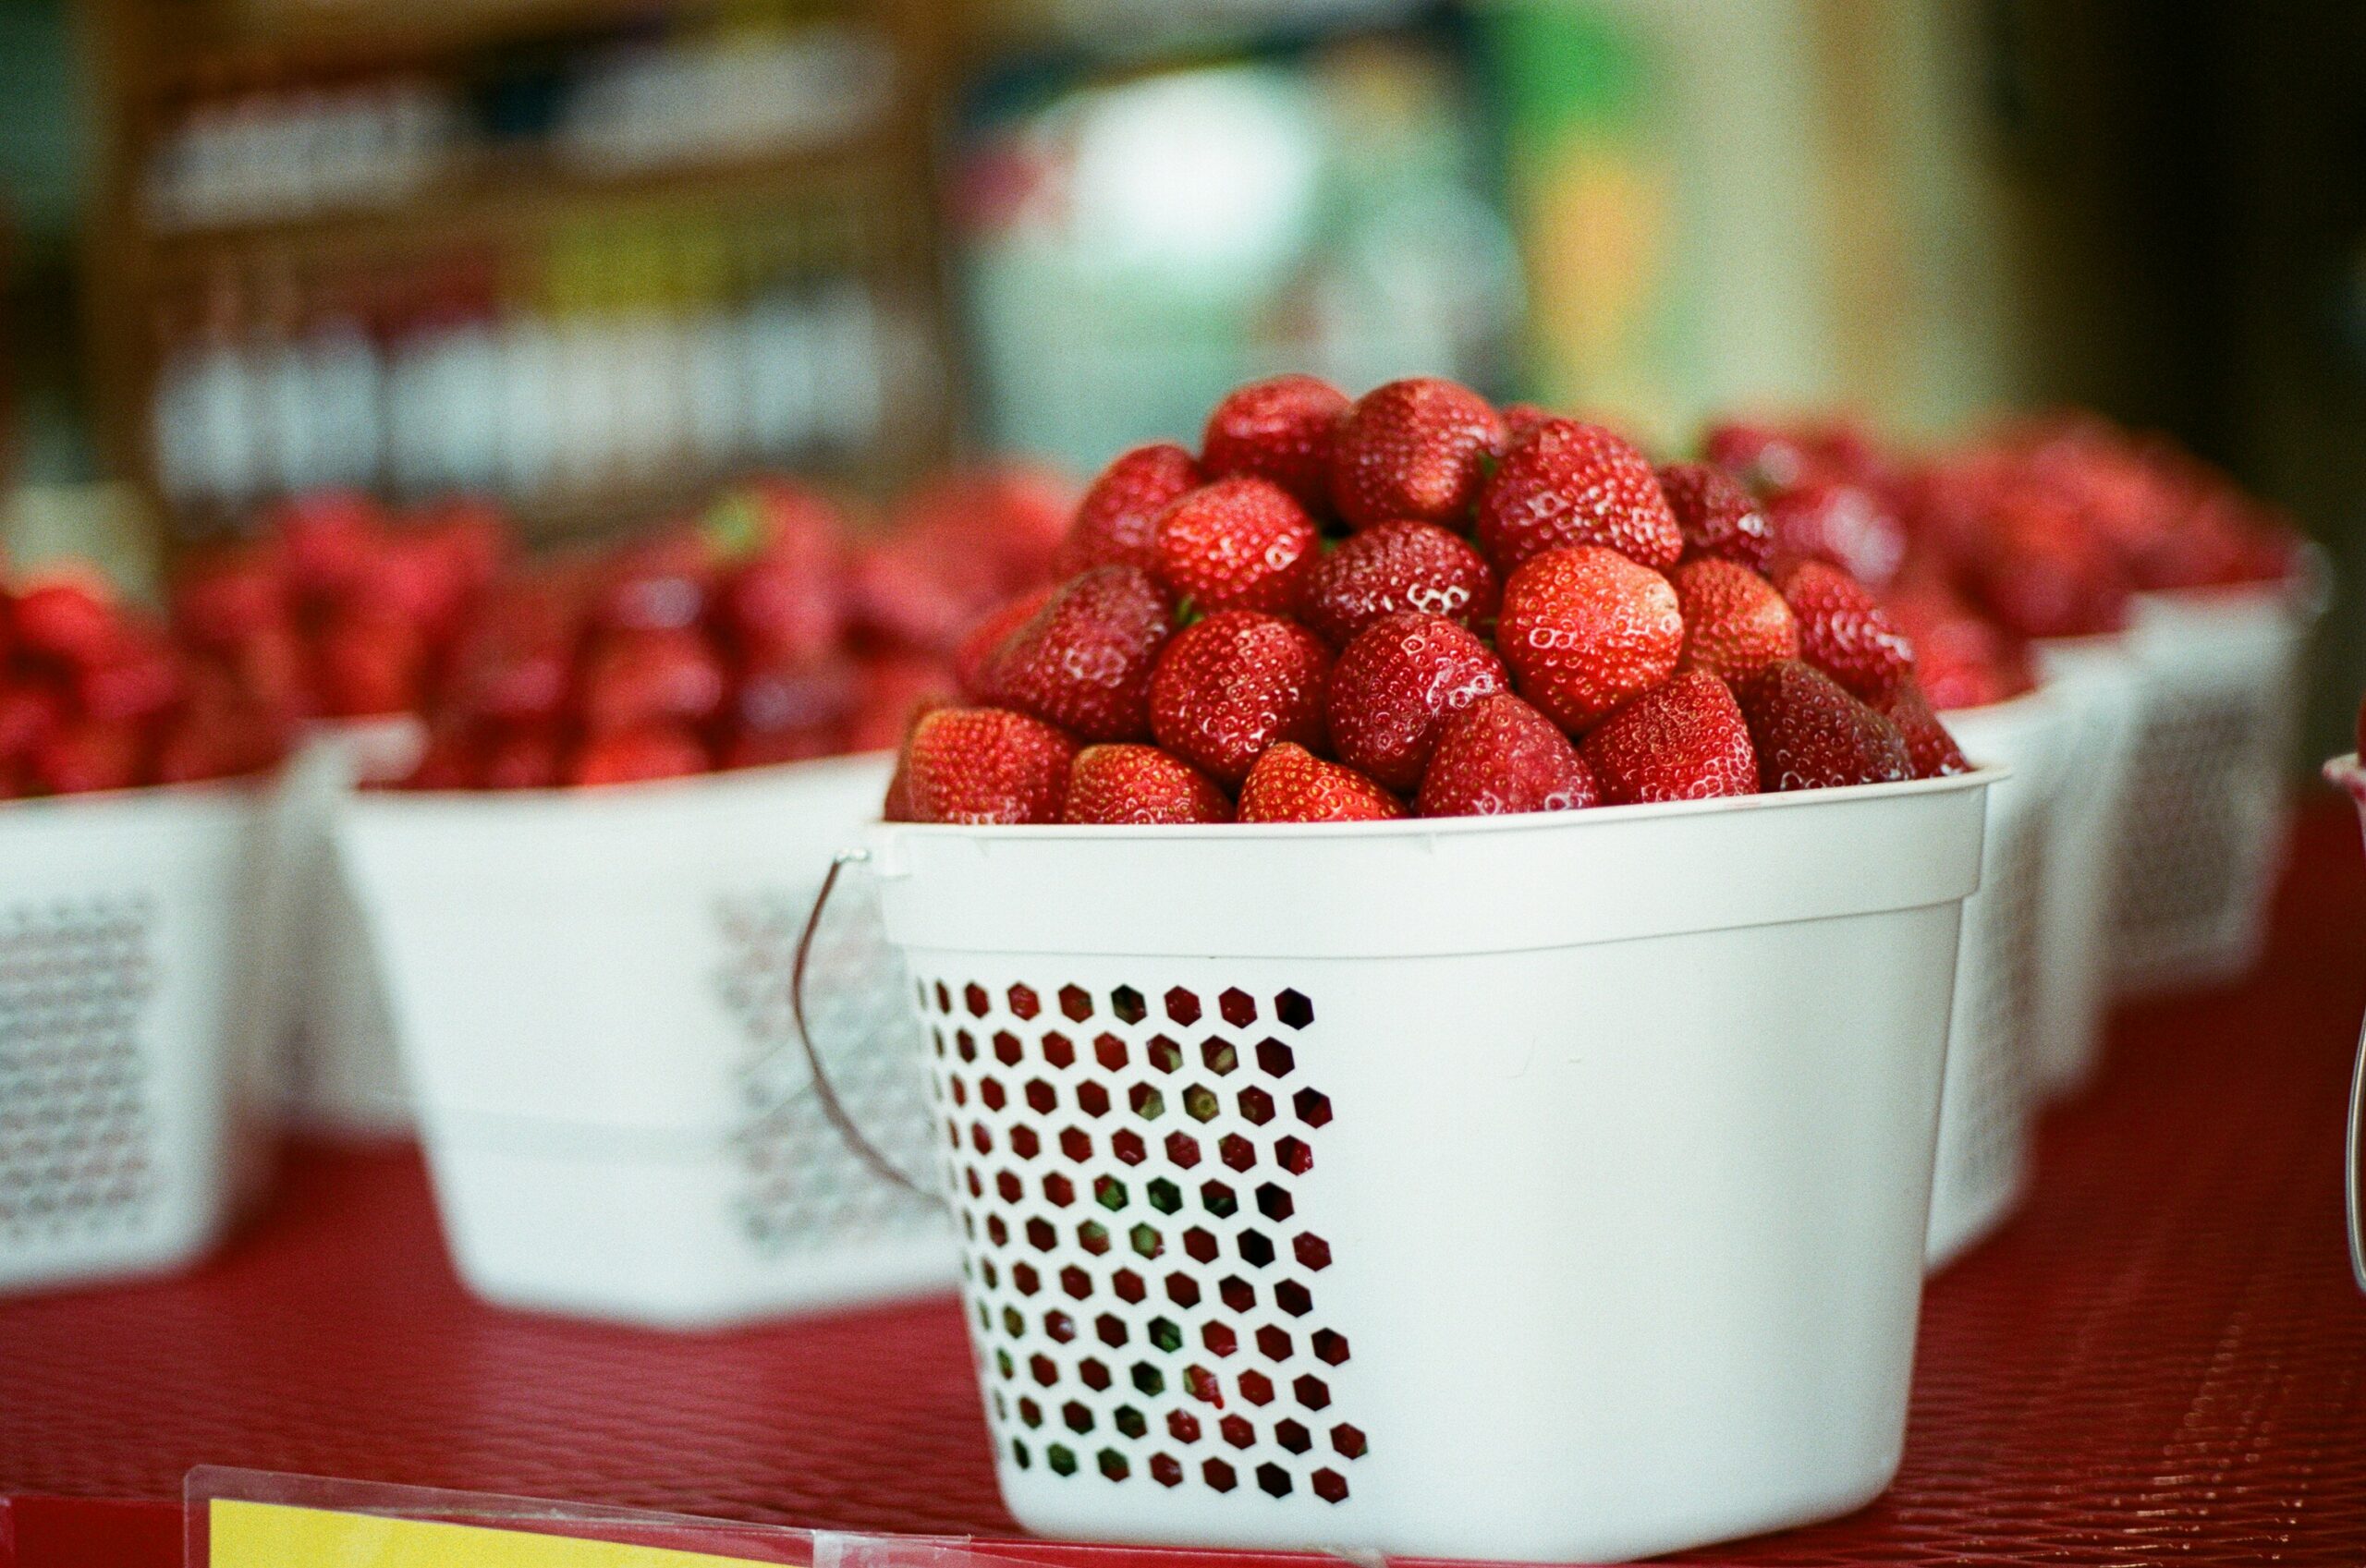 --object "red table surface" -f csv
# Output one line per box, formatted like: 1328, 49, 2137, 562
5, 806, 2364, 1568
